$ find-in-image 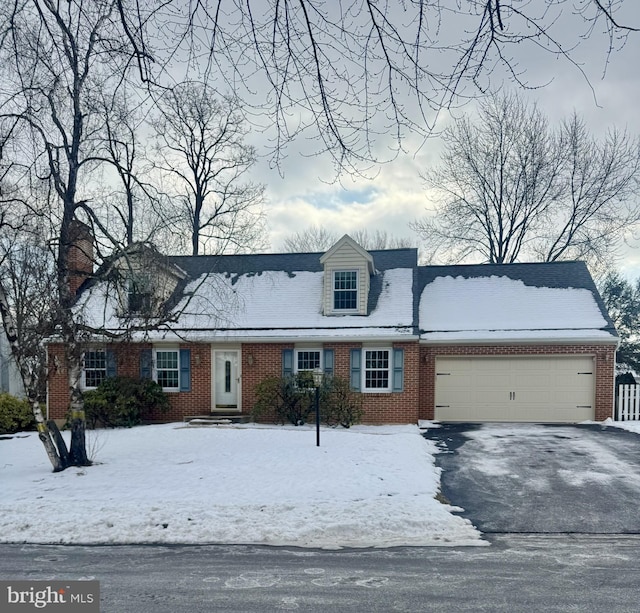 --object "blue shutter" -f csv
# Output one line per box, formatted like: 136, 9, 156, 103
179, 349, 191, 392
392, 348, 404, 392
282, 349, 293, 377
106, 350, 117, 378
140, 348, 152, 380
323, 349, 334, 377
350, 349, 361, 391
